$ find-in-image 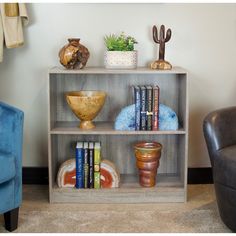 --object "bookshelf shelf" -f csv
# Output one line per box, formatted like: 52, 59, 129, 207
48, 66, 189, 203
50, 121, 186, 135
49, 66, 187, 75
52, 174, 184, 203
